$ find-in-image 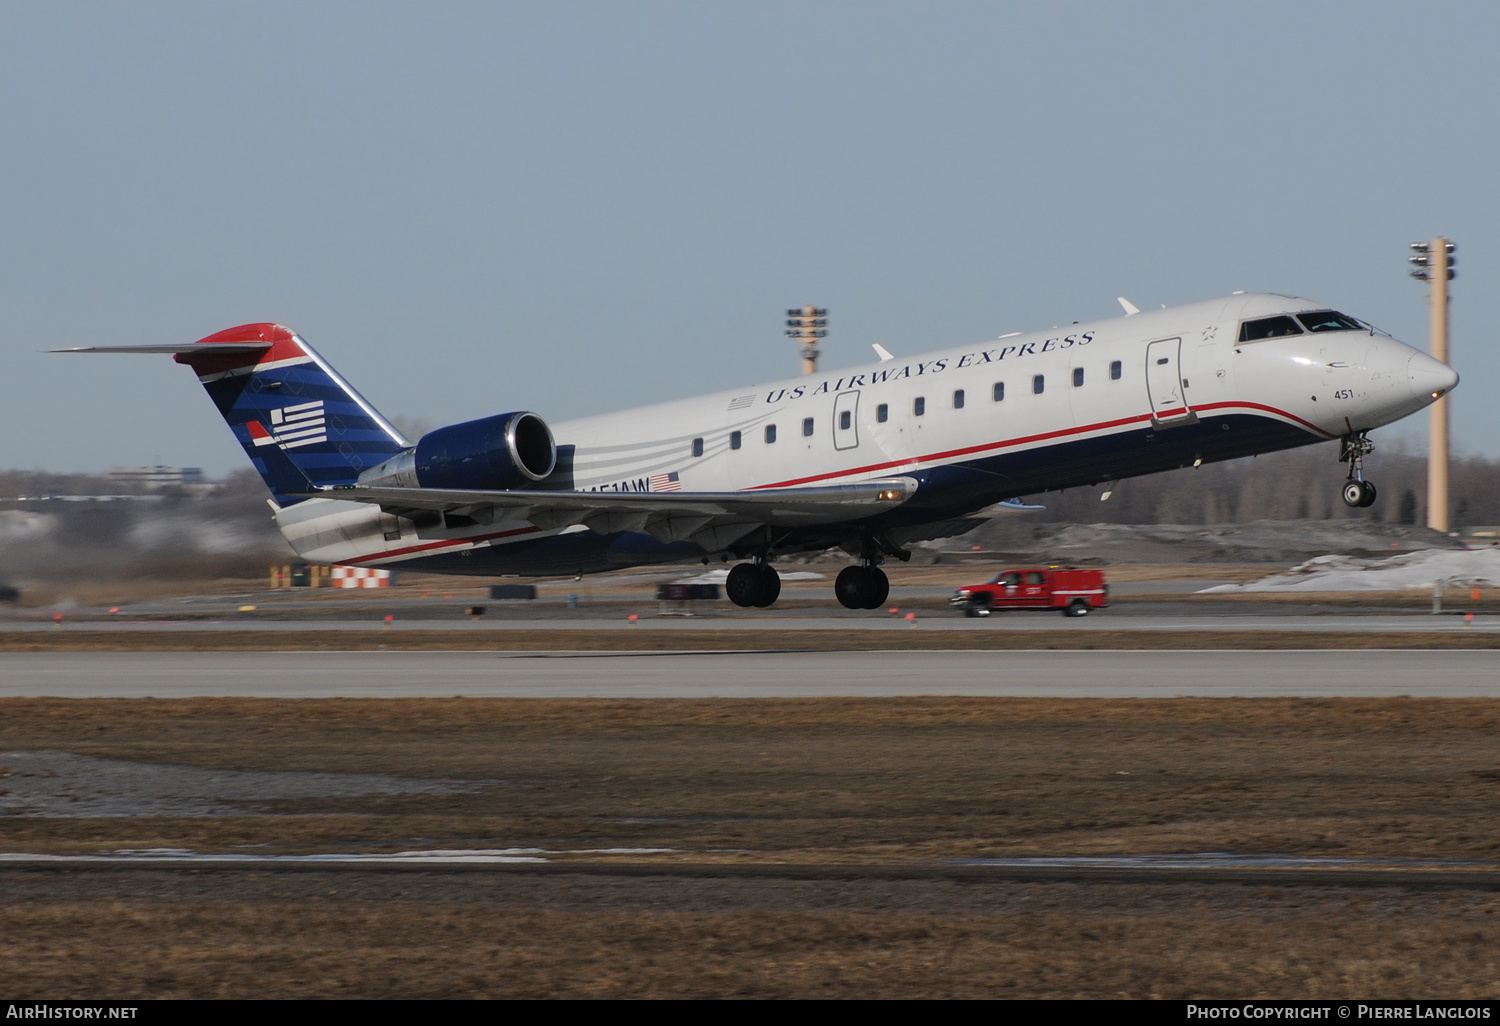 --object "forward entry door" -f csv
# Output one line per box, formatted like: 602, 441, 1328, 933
833, 390, 860, 450
1145, 338, 1195, 427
